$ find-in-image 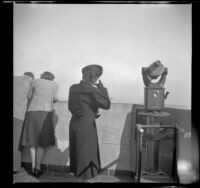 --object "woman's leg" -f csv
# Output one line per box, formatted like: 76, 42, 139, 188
36, 146, 44, 170
30, 146, 36, 172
